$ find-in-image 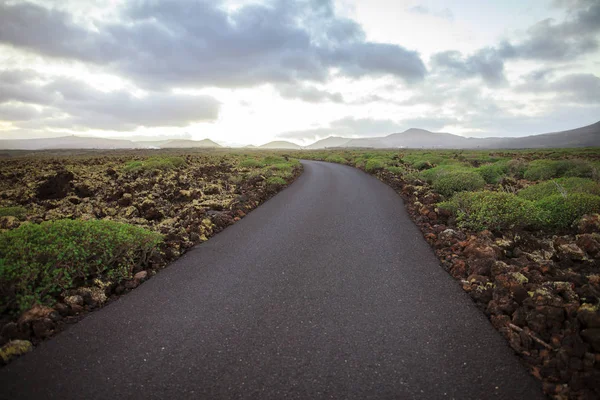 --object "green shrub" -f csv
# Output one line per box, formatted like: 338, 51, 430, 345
385, 166, 404, 175
506, 159, 528, 179
523, 160, 560, 181
560, 159, 595, 178
523, 159, 595, 181
263, 156, 287, 165
365, 158, 386, 172
420, 165, 469, 184
413, 160, 434, 170
124, 156, 186, 173
270, 163, 293, 173
325, 155, 346, 164
536, 193, 600, 229
432, 171, 485, 197
518, 178, 600, 201
240, 158, 263, 168
0, 207, 27, 220
266, 176, 286, 186
438, 191, 539, 231
0, 219, 162, 313
476, 162, 509, 184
